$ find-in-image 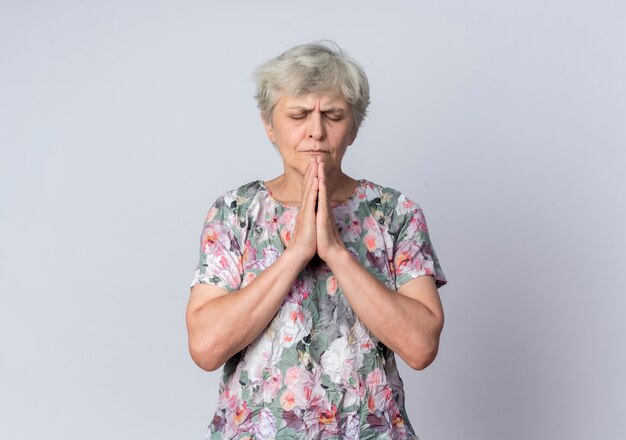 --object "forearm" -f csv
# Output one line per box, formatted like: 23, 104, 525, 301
324, 248, 443, 369
188, 247, 308, 370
